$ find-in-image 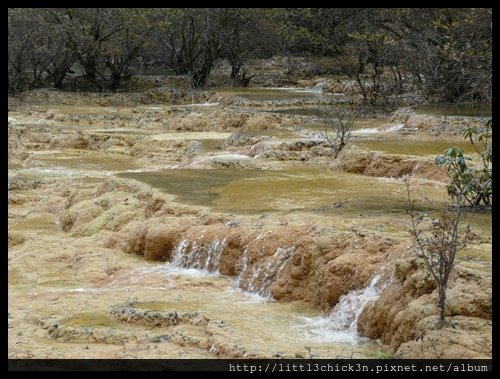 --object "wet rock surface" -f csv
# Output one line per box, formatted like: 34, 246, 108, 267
111, 303, 210, 327
358, 257, 492, 358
